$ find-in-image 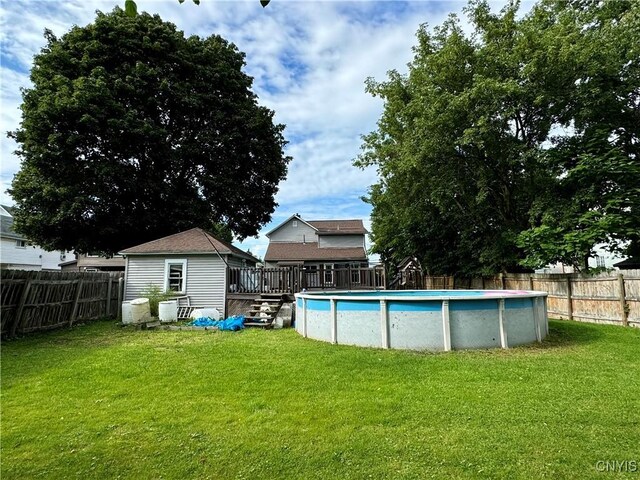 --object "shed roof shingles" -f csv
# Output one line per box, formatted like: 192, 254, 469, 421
120, 228, 257, 261
265, 242, 367, 262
